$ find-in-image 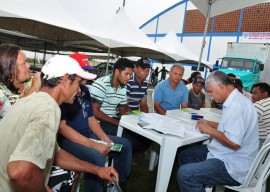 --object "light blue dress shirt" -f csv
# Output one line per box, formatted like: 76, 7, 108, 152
154, 78, 188, 111
207, 89, 259, 184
